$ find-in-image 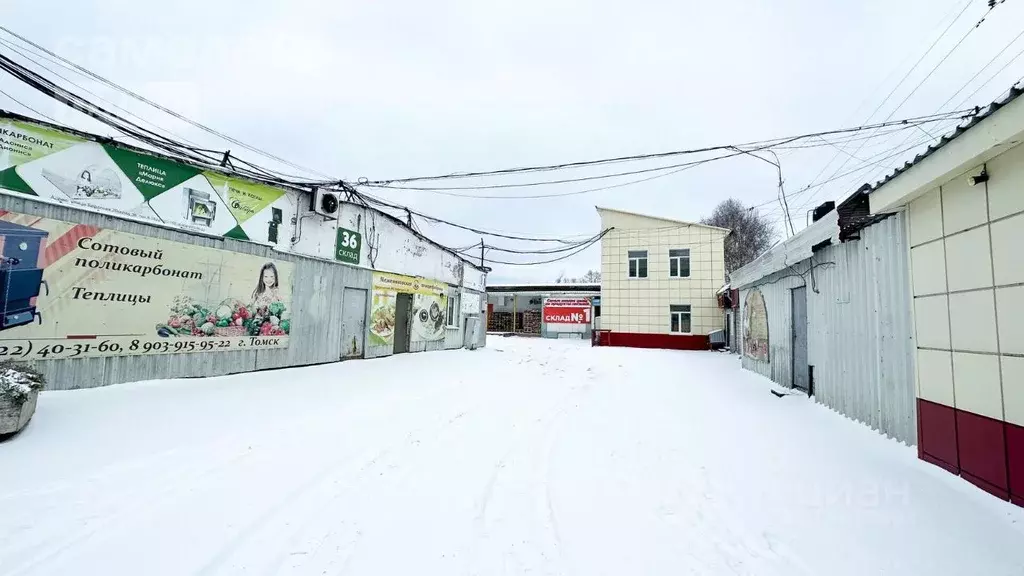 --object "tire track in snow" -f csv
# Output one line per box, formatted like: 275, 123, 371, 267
193, 377, 493, 576
464, 346, 597, 576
